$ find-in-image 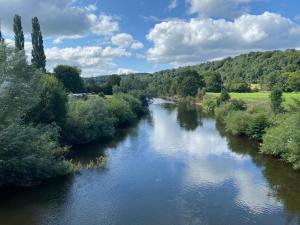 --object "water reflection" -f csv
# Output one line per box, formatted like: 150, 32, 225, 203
150, 103, 281, 214
1, 100, 300, 225
176, 102, 202, 131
